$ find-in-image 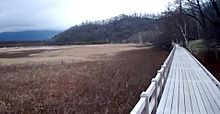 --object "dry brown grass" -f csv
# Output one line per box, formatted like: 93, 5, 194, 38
0, 44, 142, 65
0, 44, 168, 113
